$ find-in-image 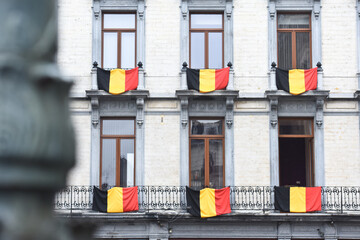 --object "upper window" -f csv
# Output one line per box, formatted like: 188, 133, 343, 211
190, 13, 224, 69
102, 13, 136, 69
100, 119, 135, 188
189, 119, 224, 189
277, 13, 311, 70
